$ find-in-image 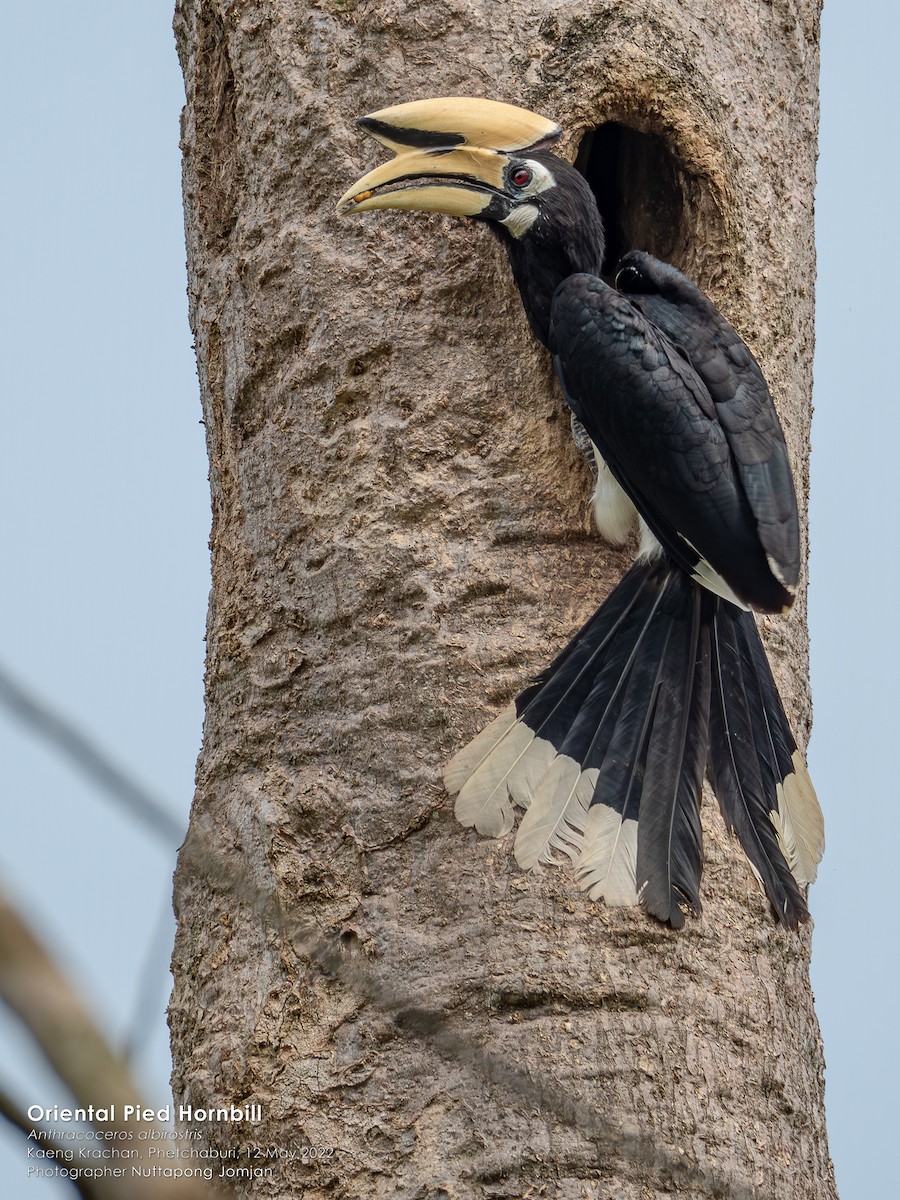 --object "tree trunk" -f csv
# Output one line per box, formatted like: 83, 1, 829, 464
171, 2, 835, 1197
